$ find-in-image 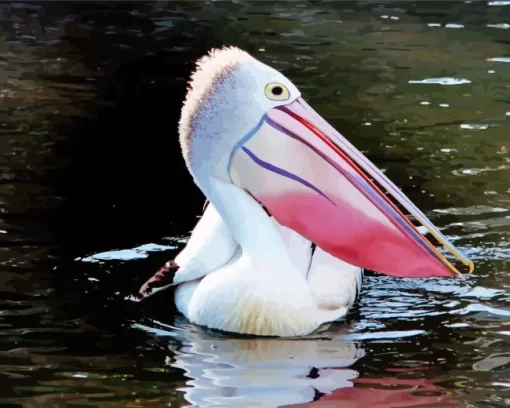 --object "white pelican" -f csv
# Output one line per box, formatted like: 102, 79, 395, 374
133, 47, 474, 337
